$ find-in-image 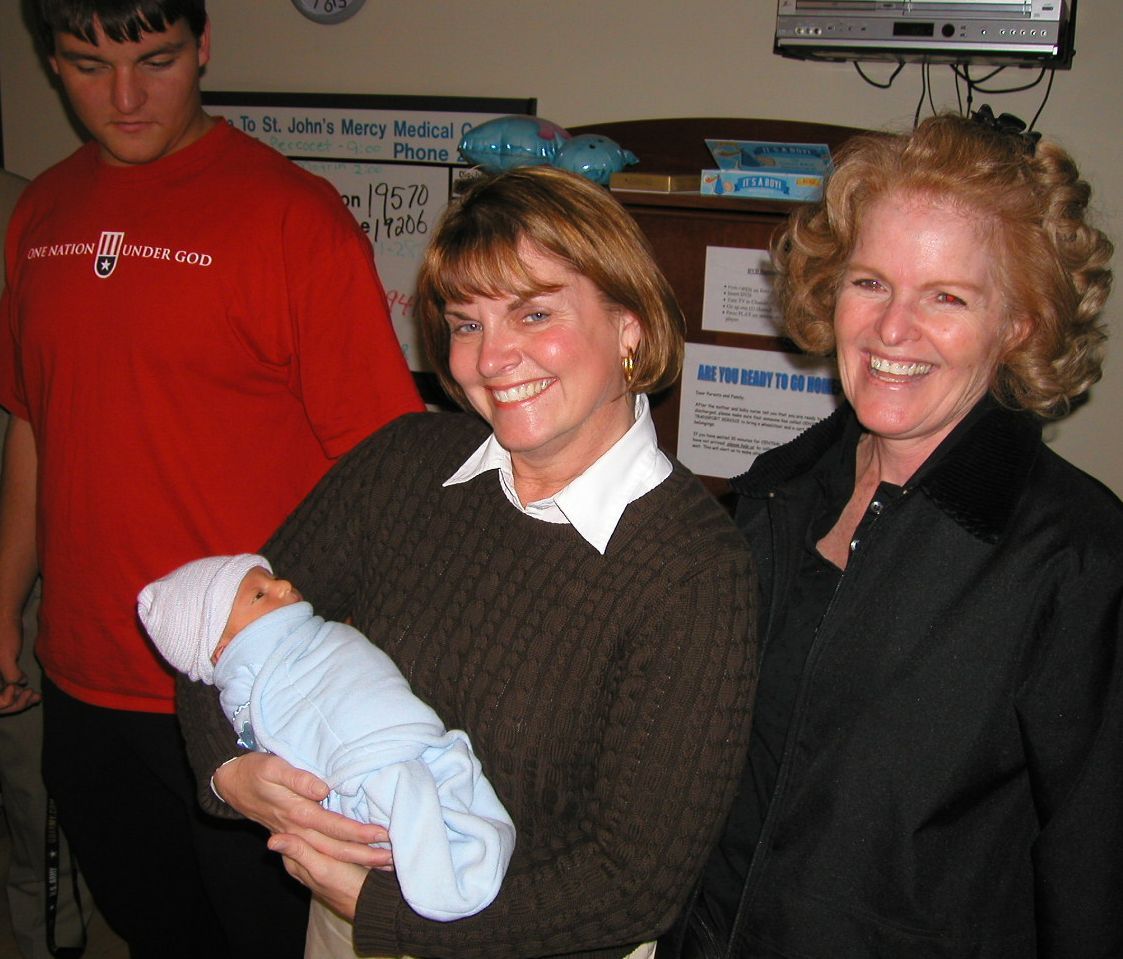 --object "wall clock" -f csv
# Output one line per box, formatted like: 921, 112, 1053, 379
291, 0, 367, 24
